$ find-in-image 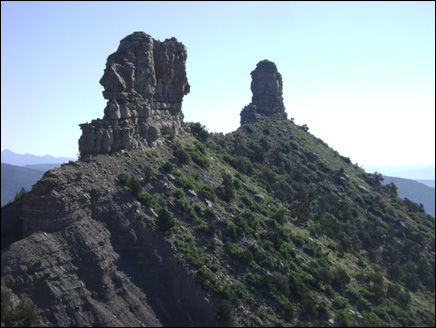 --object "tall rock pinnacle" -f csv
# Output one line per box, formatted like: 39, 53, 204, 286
78, 32, 190, 158
240, 60, 287, 125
